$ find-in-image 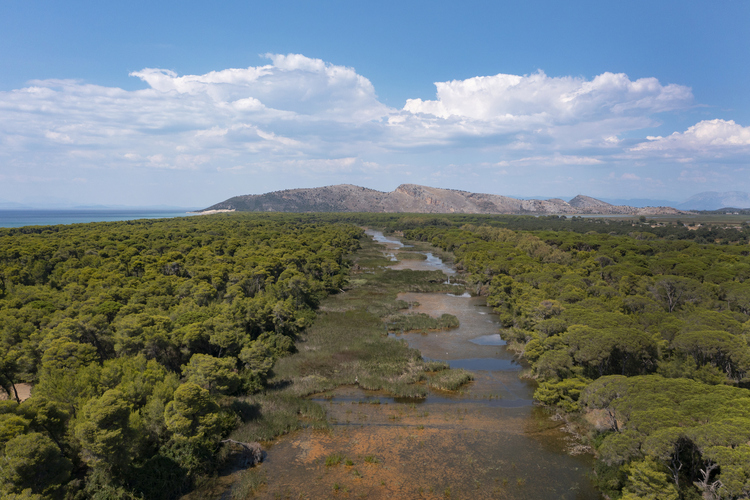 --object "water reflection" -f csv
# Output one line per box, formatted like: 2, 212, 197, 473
364, 228, 404, 249
470, 333, 507, 346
